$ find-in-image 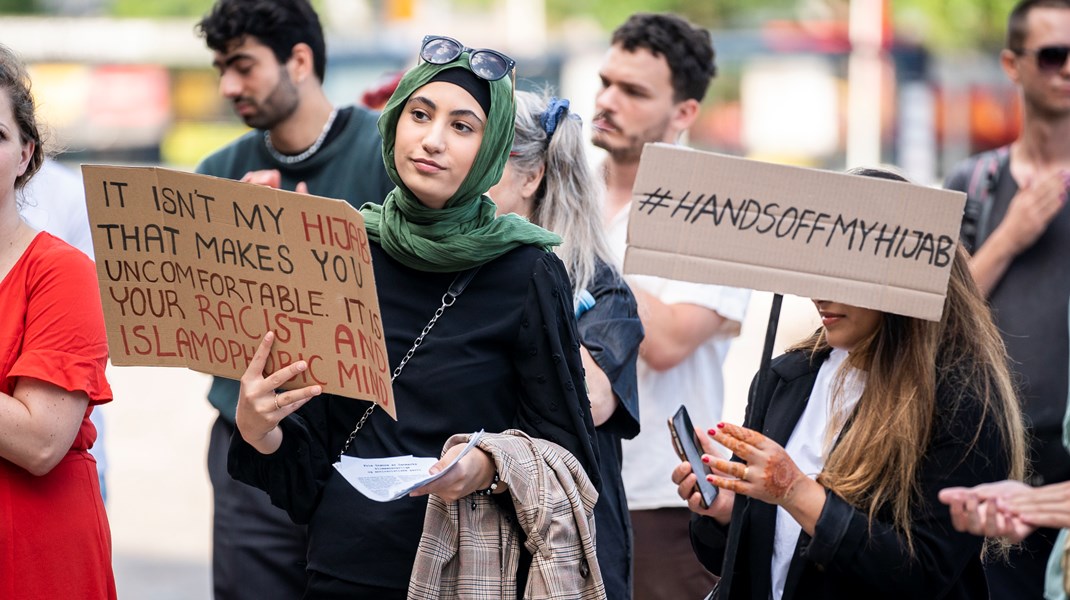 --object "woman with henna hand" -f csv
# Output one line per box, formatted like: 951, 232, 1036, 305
671, 167, 1028, 599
